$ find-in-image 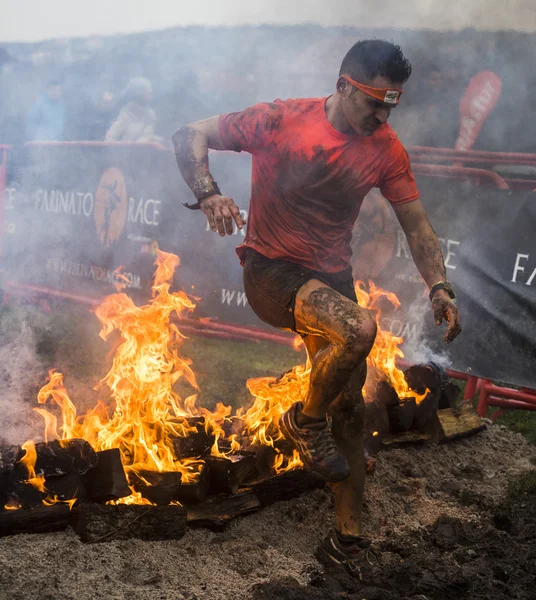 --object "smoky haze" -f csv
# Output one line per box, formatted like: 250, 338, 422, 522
0, 5, 535, 442
2, 0, 536, 42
